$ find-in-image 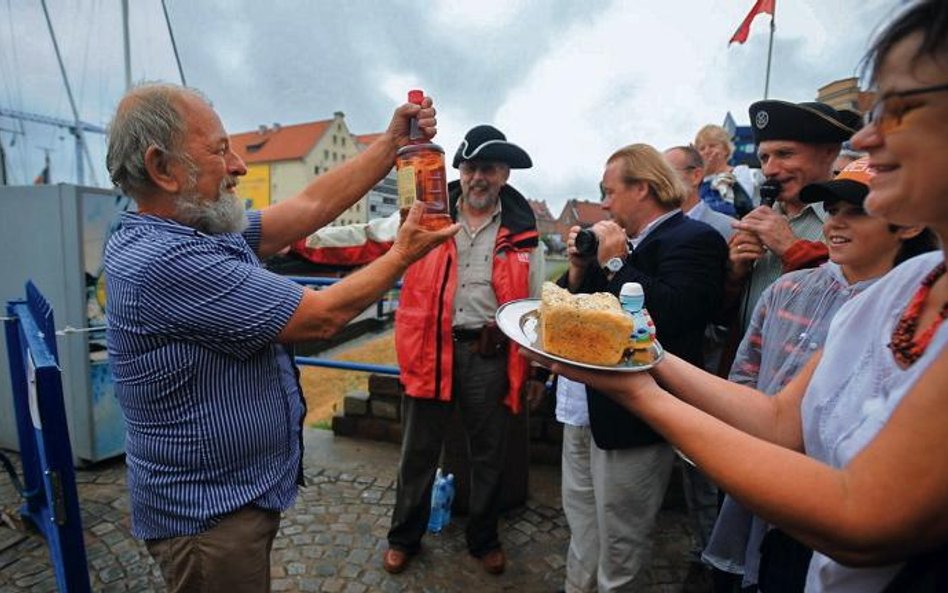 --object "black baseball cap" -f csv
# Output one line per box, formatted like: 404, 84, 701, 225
800, 157, 873, 205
